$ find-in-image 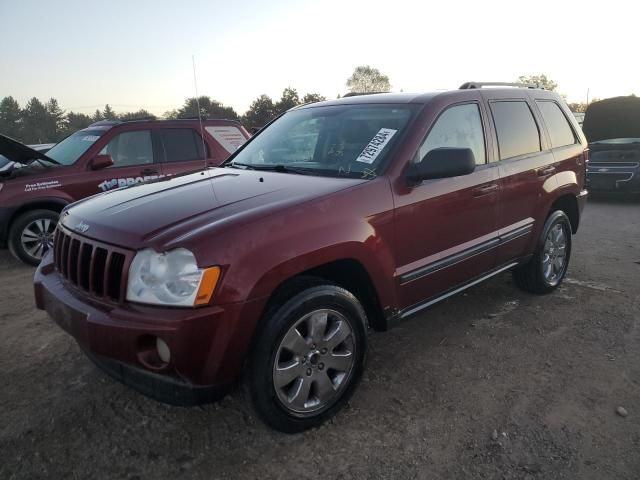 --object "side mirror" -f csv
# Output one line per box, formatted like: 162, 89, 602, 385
90, 154, 114, 170
406, 147, 476, 183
